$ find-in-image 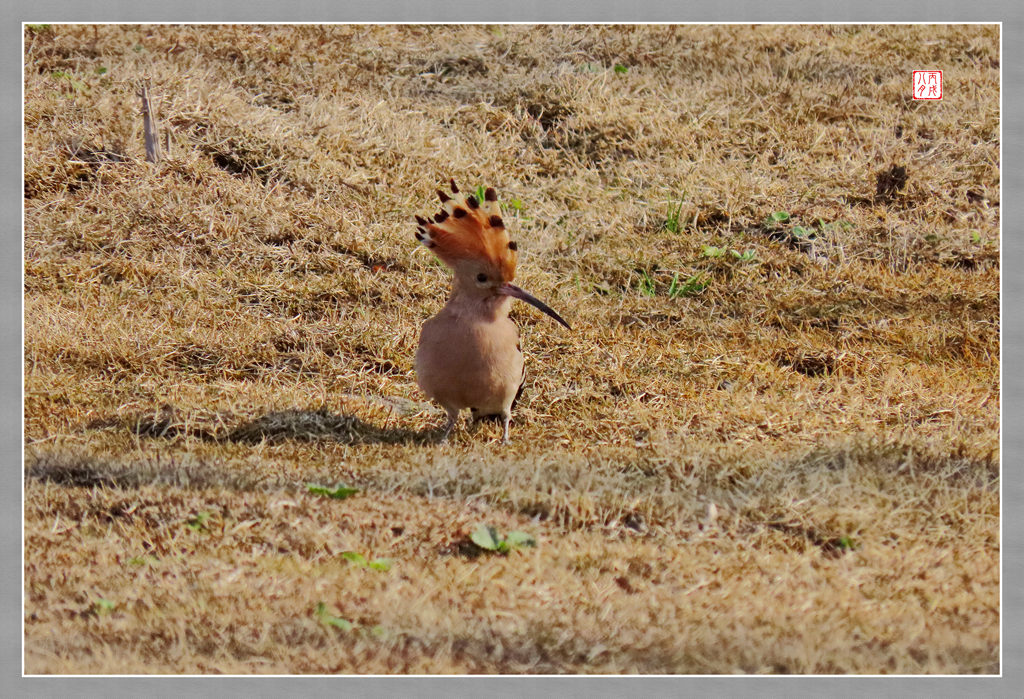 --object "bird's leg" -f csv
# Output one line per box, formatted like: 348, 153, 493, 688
439, 407, 459, 443
501, 413, 511, 444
